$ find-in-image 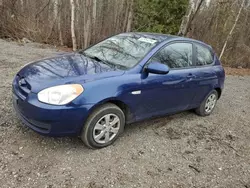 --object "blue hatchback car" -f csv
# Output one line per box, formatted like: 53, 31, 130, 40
13, 32, 225, 148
